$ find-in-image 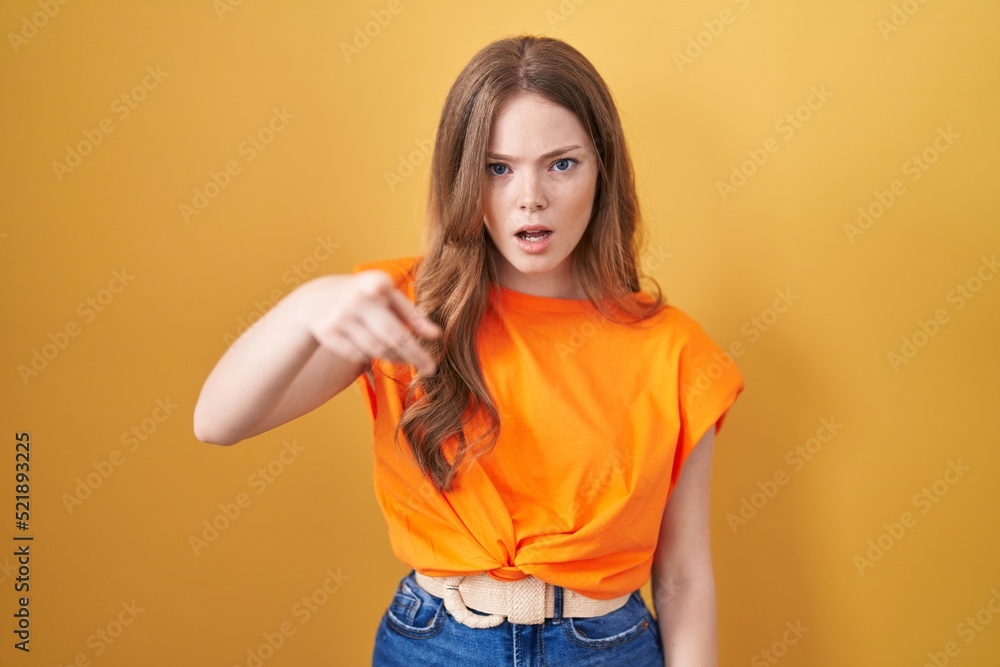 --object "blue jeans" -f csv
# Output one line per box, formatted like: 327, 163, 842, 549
372, 569, 664, 666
